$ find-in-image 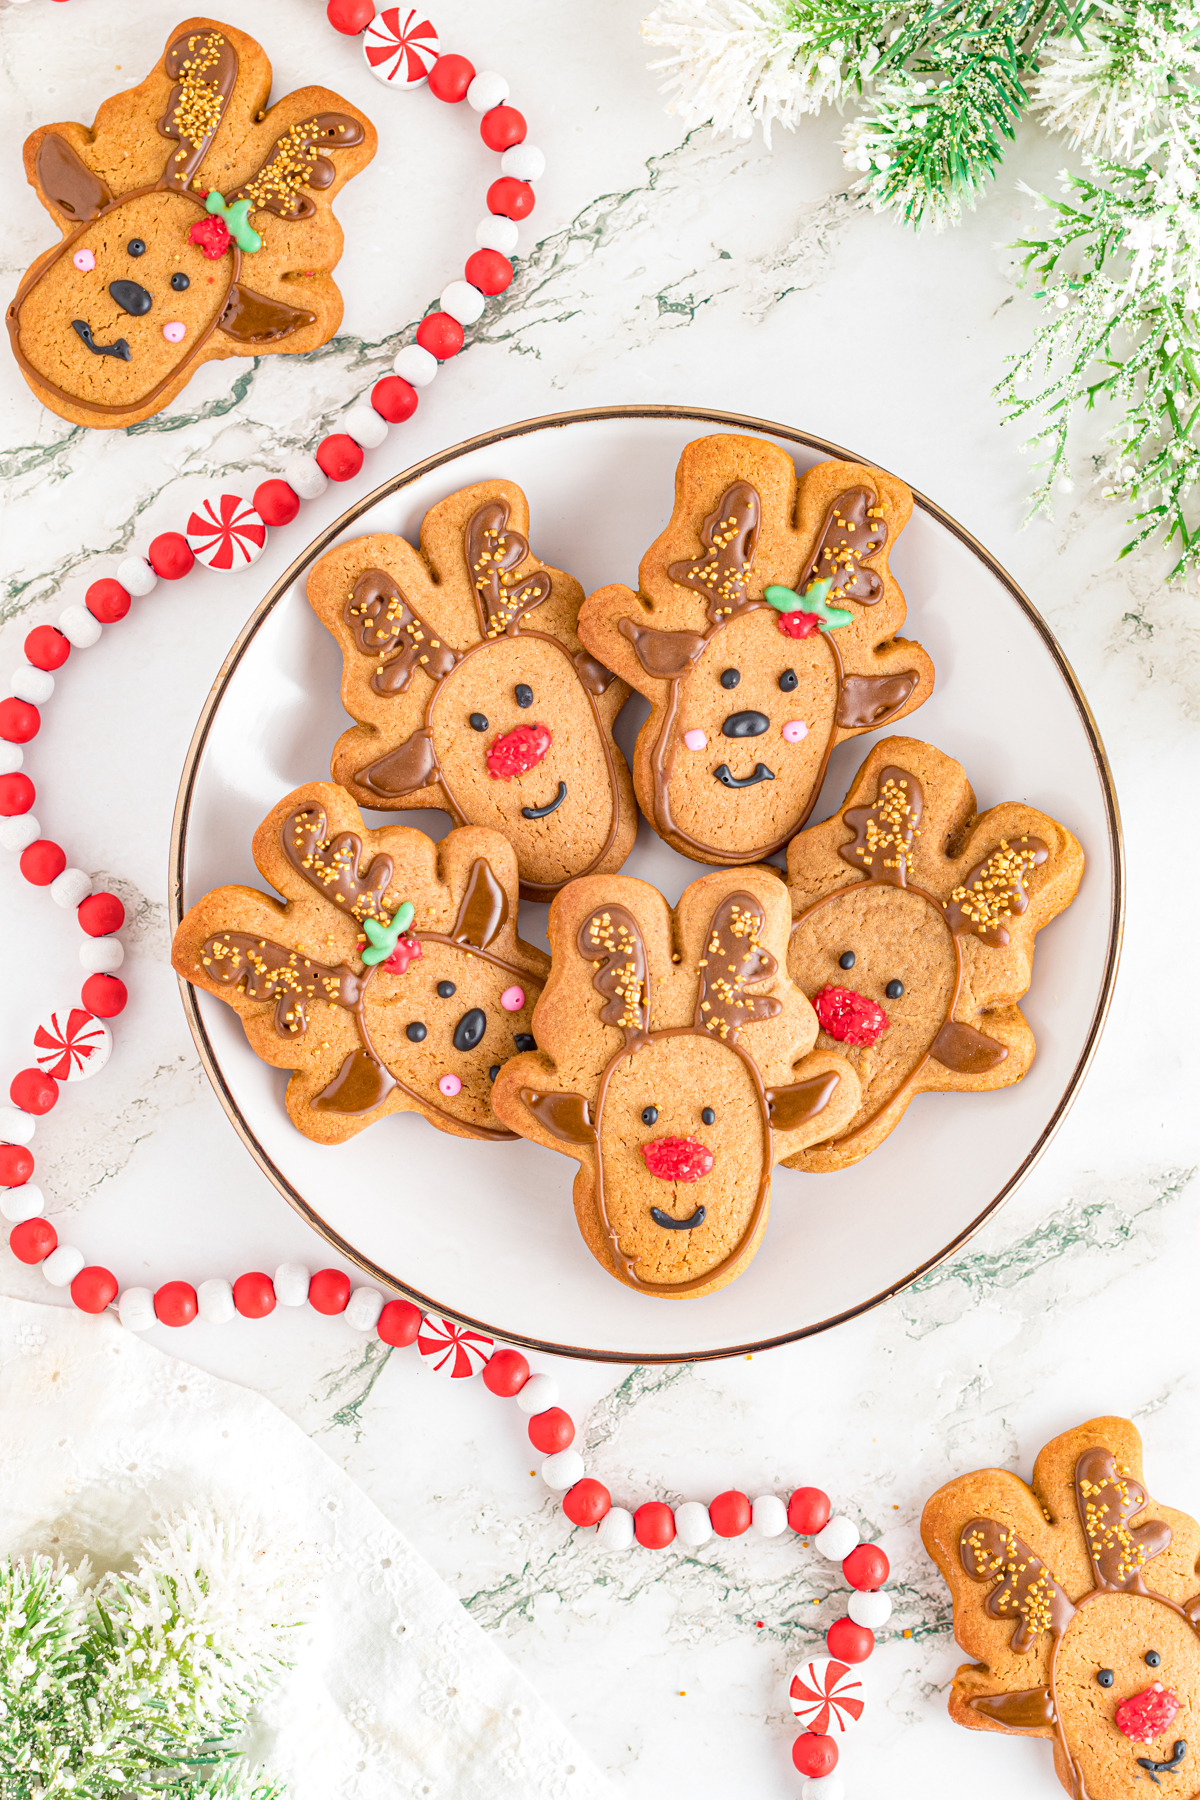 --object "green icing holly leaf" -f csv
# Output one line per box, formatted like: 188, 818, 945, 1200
763, 577, 853, 631
361, 901, 415, 967
205, 191, 262, 254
